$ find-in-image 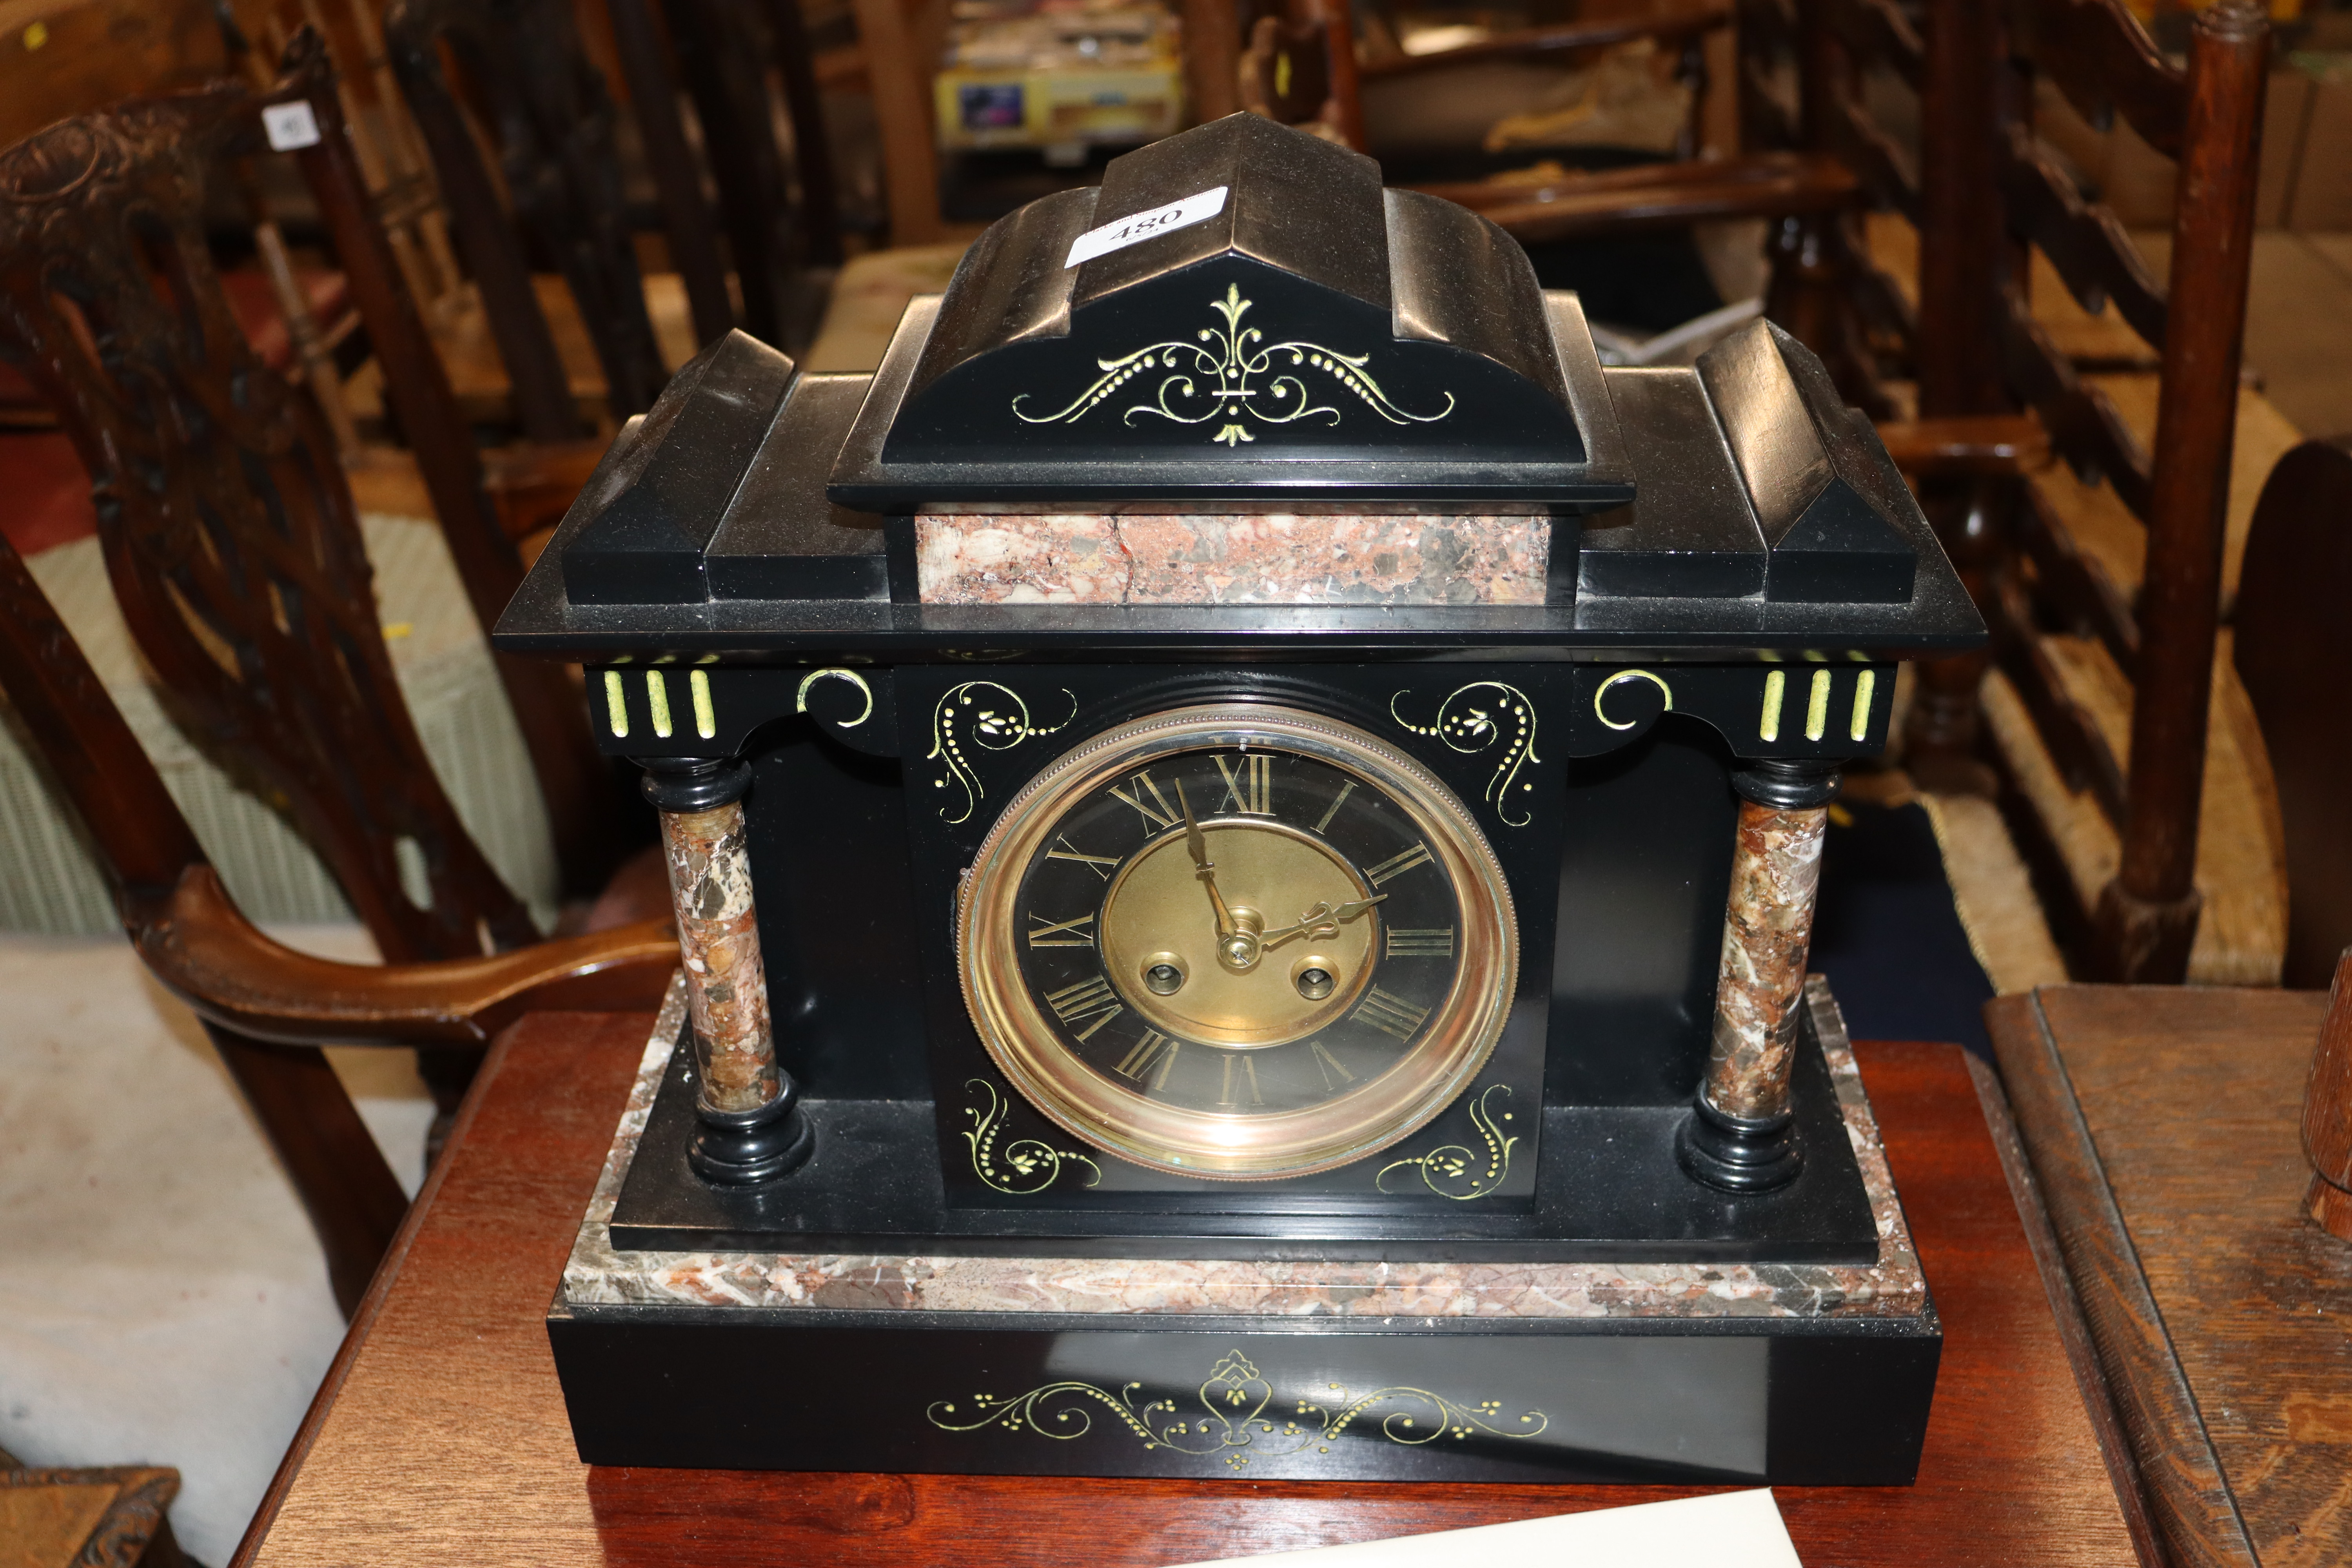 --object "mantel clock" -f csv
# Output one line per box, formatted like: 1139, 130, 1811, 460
501, 114, 1984, 1488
